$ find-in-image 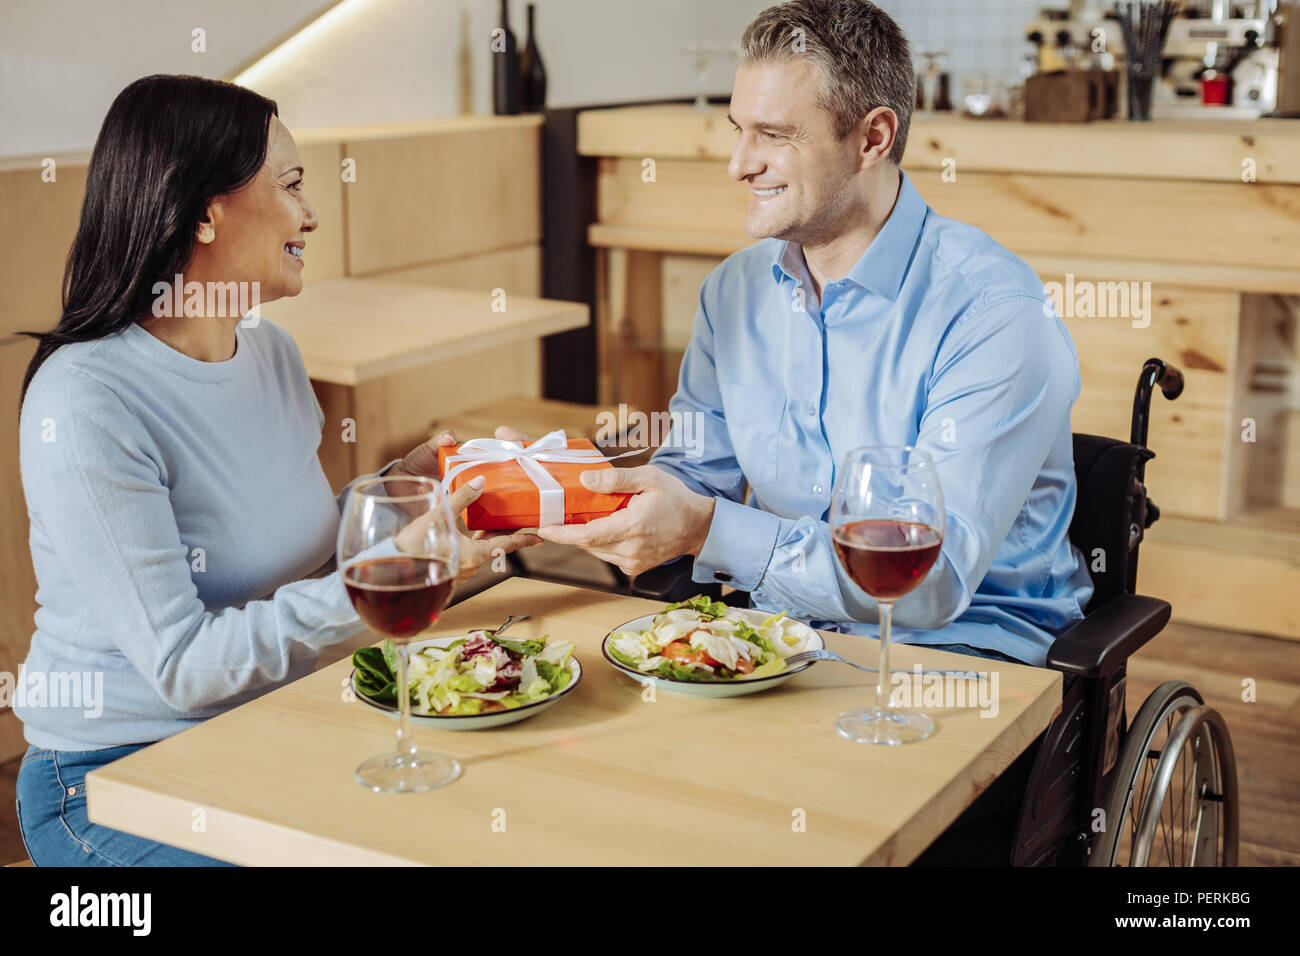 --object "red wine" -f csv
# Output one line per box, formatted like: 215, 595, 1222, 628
344, 556, 454, 640
833, 520, 942, 602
